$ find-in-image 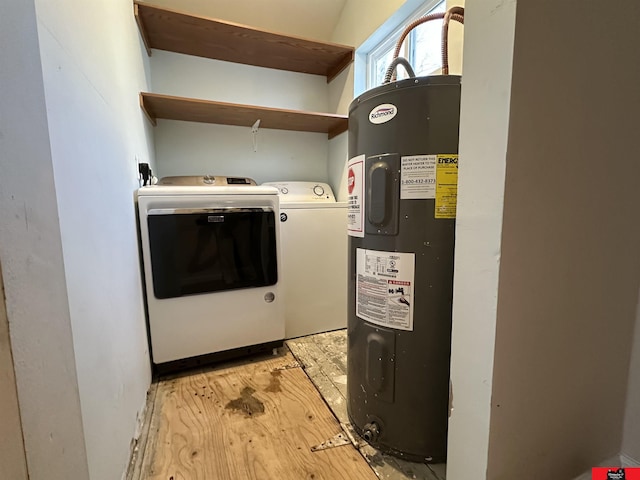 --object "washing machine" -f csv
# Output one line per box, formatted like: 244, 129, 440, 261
137, 175, 284, 371
263, 181, 347, 338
